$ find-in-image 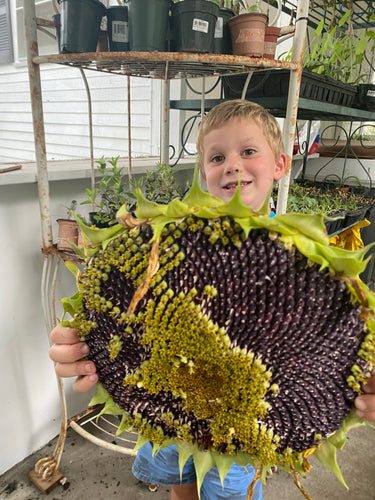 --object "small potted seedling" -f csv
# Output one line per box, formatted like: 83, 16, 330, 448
57, 200, 79, 252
